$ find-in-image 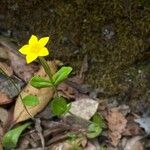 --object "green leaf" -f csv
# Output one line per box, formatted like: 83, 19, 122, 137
22, 95, 39, 106
2, 122, 31, 149
52, 66, 72, 86
67, 132, 77, 140
51, 96, 68, 116
30, 75, 53, 88
92, 113, 106, 128
87, 123, 102, 139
